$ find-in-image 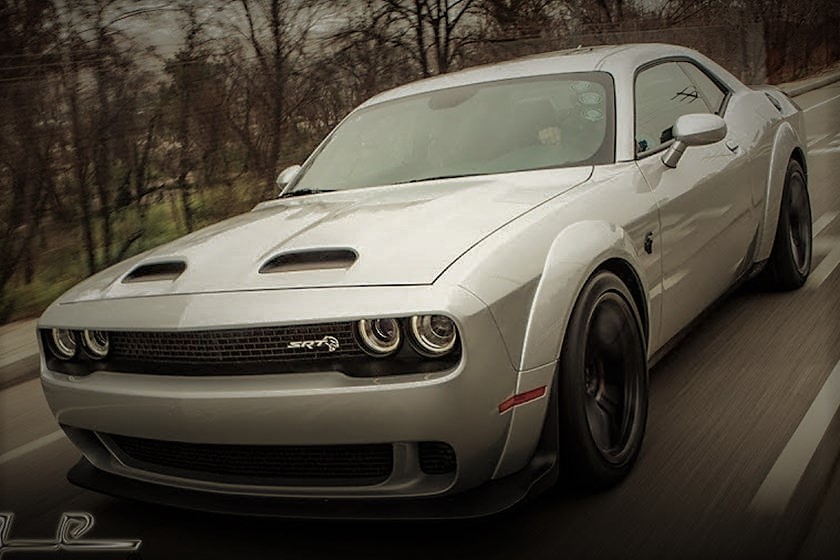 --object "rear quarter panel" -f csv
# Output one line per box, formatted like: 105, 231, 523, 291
747, 88, 807, 261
